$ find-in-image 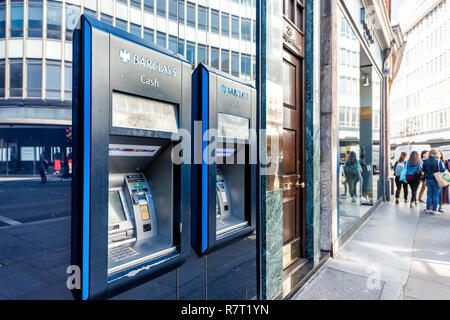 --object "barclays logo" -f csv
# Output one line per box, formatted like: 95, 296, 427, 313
221, 85, 249, 100
119, 49, 131, 63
